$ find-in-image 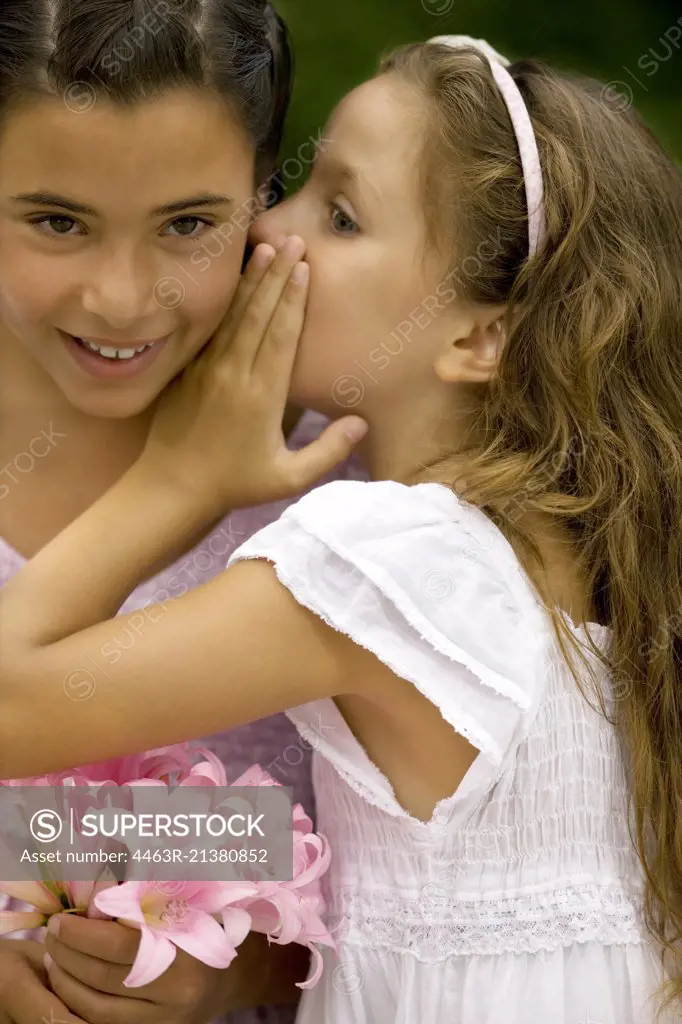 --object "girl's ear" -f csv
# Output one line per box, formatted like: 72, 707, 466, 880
434, 312, 507, 384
